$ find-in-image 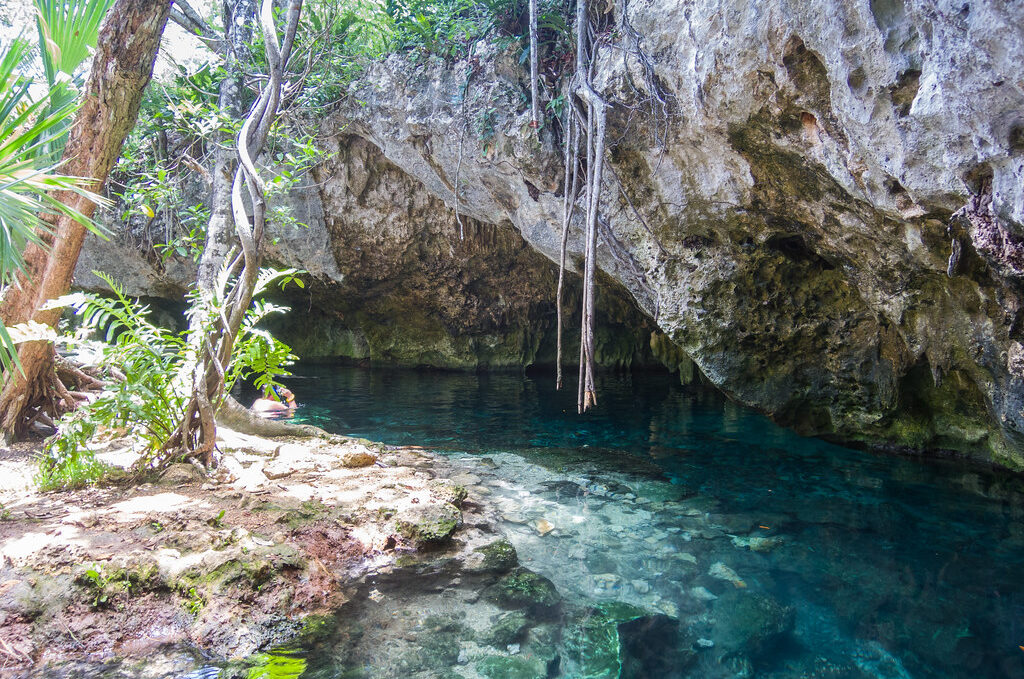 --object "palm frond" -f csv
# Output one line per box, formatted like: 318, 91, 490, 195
34, 0, 115, 84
